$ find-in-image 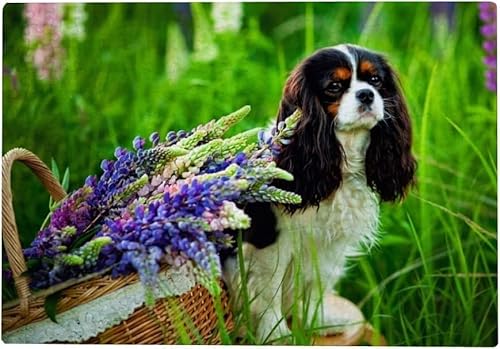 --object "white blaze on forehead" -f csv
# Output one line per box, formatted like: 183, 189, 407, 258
330, 45, 384, 132
331, 44, 357, 81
